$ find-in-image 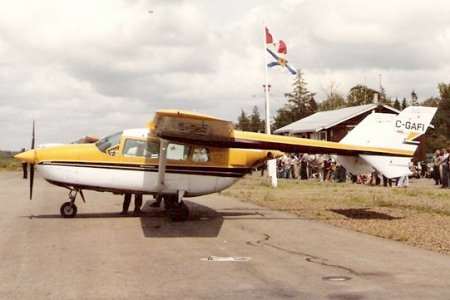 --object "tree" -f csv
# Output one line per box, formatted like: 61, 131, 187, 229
346, 84, 378, 106
236, 109, 251, 131
437, 83, 450, 139
393, 97, 401, 110
401, 97, 408, 110
249, 106, 264, 132
411, 90, 419, 106
378, 86, 392, 105
422, 97, 439, 107
318, 82, 346, 111
423, 84, 450, 152
272, 69, 317, 130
